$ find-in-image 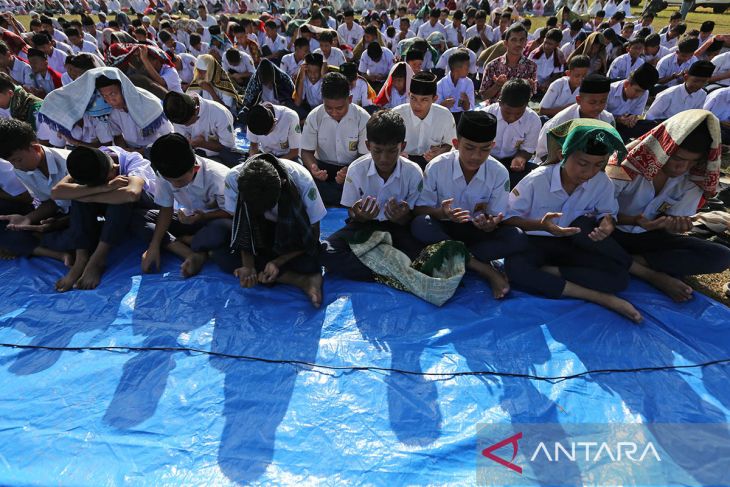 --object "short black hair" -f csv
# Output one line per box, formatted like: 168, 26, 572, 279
678, 35, 700, 53
294, 37, 309, 49
64, 27, 80, 38
447, 49, 470, 69
366, 109, 405, 146
150, 133, 196, 178
162, 91, 196, 124
238, 156, 281, 214
545, 28, 563, 43
0, 41, 8, 56
364, 25, 379, 37
570, 19, 584, 31
504, 23, 528, 42
66, 53, 96, 71
500, 79, 531, 107
366, 41, 383, 61
627, 37, 645, 48
546, 16, 558, 27
0, 118, 36, 159
67, 147, 112, 186
95, 75, 121, 89
225, 48, 241, 63
40, 16, 54, 26
321, 72, 350, 100
31, 33, 51, 46
466, 36, 483, 52
644, 33, 661, 47
568, 54, 591, 70
190, 33, 202, 45
265, 20, 277, 29
247, 104, 275, 135
0, 72, 16, 91
158, 30, 172, 43
27, 48, 47, 60
319, 31, 334, 43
